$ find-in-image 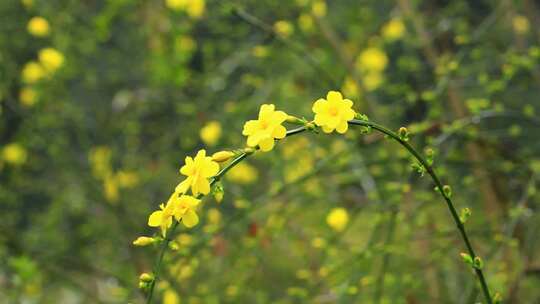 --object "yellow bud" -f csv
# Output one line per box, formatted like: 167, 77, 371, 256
132, 236, 155, 246
211, 151, 235, 162
139, 272, 154, 282
286, 115, 303, 124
